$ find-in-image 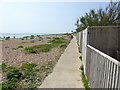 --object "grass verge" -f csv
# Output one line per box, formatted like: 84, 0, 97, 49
80, 65, 90, 89
79, 56, 82, 61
